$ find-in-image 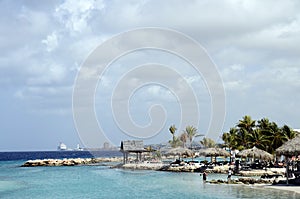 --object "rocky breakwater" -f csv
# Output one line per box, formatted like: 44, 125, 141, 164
119, 162, 166, 170
21, 157, 123, 167
238, 168, 285, 176
209, 177, 274, 185
205, 165, 231, 174
159, 163, 202, 172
